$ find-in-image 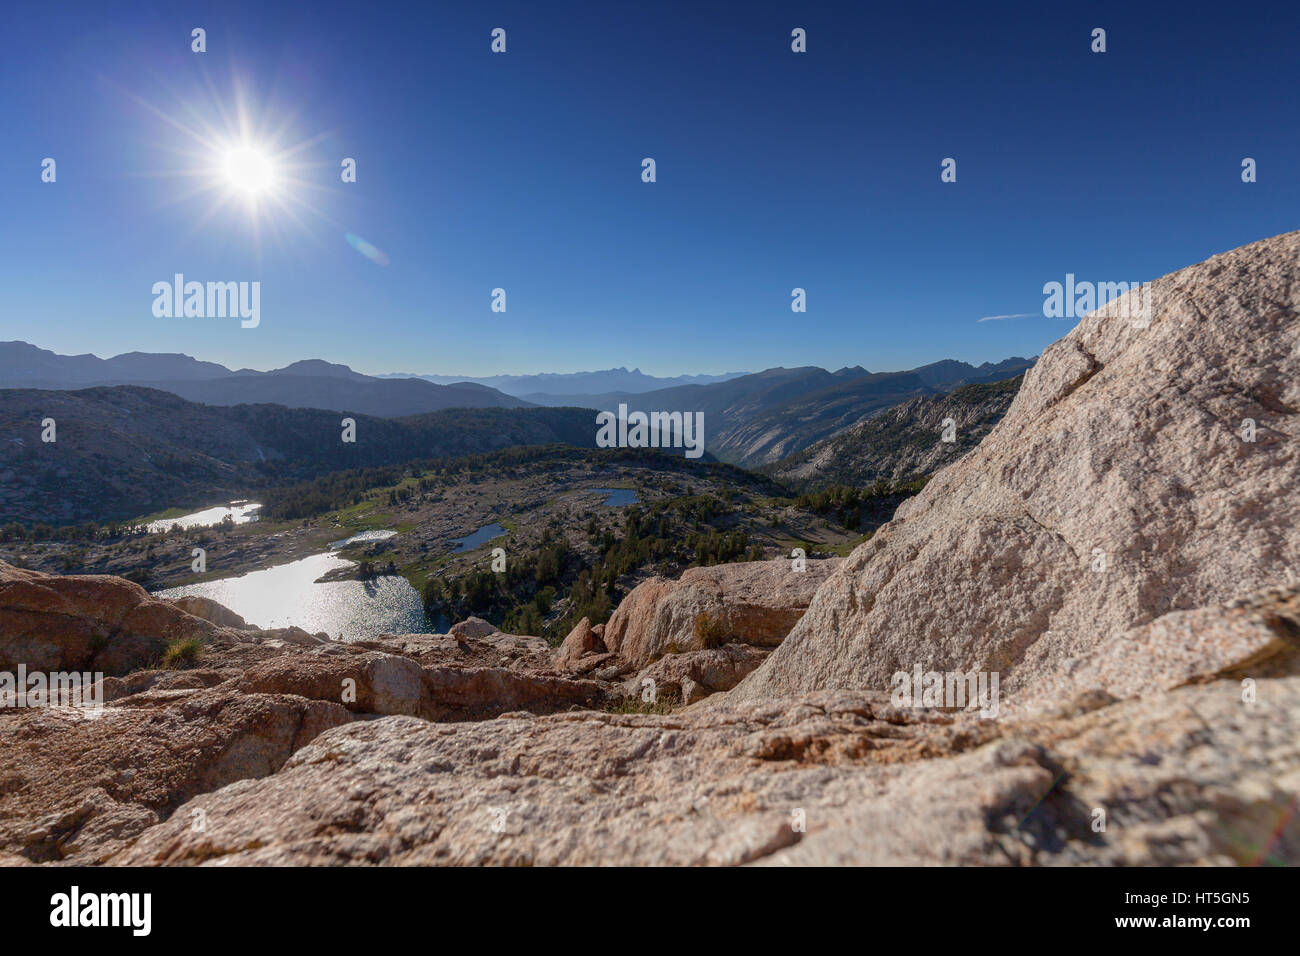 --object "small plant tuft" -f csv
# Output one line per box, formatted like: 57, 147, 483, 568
693, 611, 734, 649
161, 637, 205, 670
